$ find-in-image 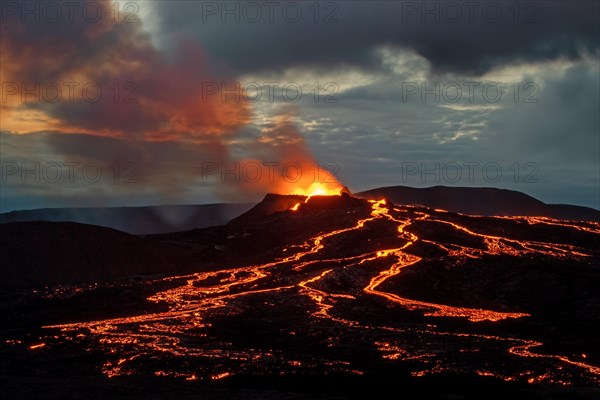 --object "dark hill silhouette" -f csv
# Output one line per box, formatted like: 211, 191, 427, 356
356, 186, 600, 221
228, 192, 365, 226
0, 203, 253, 234
228, 194, 306, 226
0, 222, 195, 289
2, 187, 597, 234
